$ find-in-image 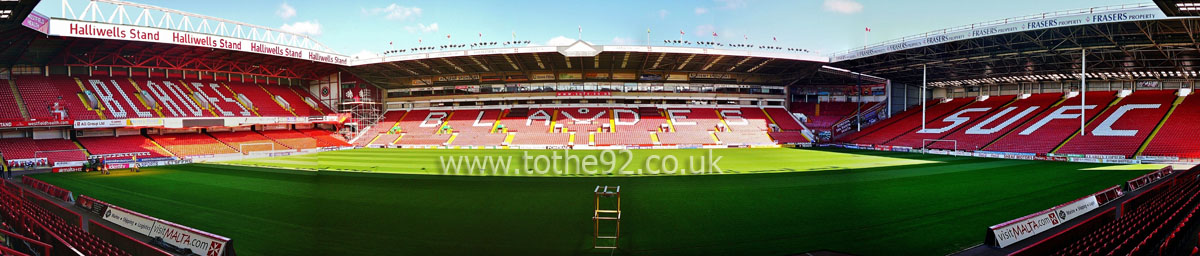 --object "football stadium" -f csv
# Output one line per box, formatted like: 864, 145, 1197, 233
1, 0, 1200, 255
